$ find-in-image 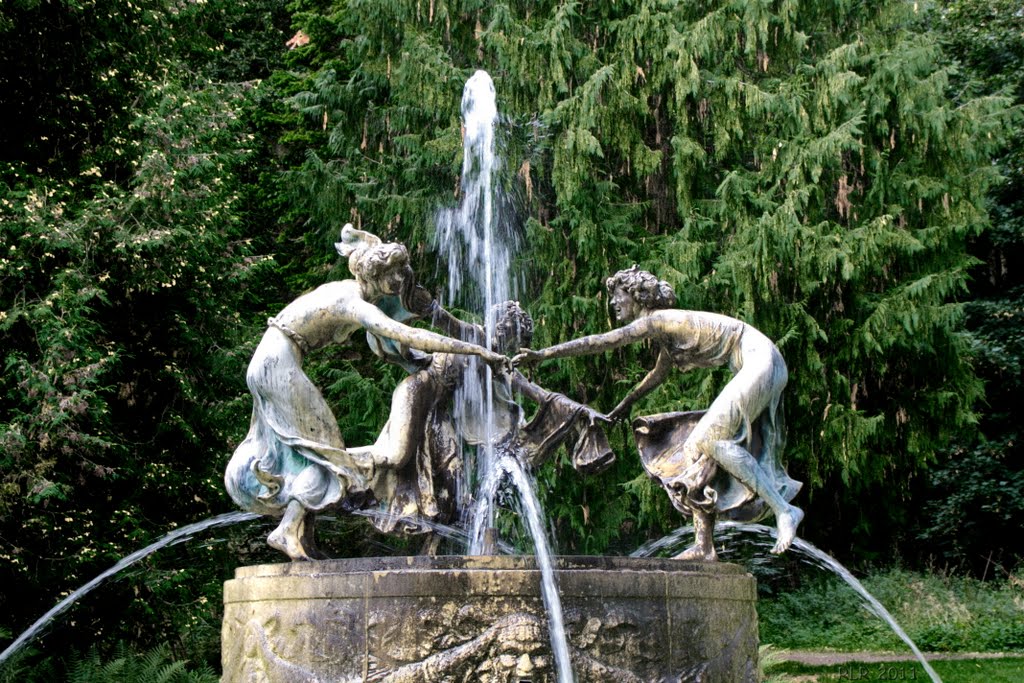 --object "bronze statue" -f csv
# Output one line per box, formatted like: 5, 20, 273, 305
515, 266, 803, 558
224, 225, 508, 561
351, 299, 613, 544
